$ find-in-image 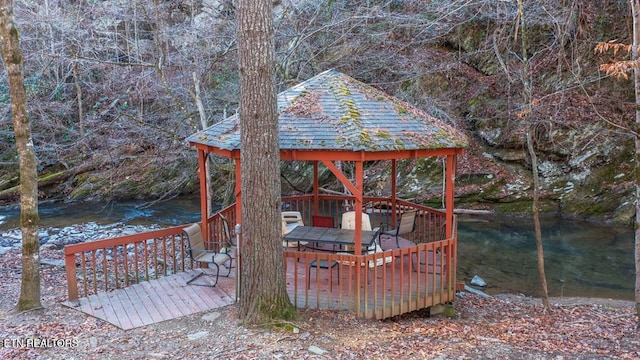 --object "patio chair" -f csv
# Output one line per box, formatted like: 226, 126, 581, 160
184, 223, 232, 287
309, 215, 335, 251
281, 211, 304, 235
281, 211, 307, 248
365, 227, 394, 267
312, 215, 334, 228
340, 211, 372, 231
383, 209, 418, 248
338, 227, 392, 268
307, 258, 340, 290
340, 211, 372, 252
